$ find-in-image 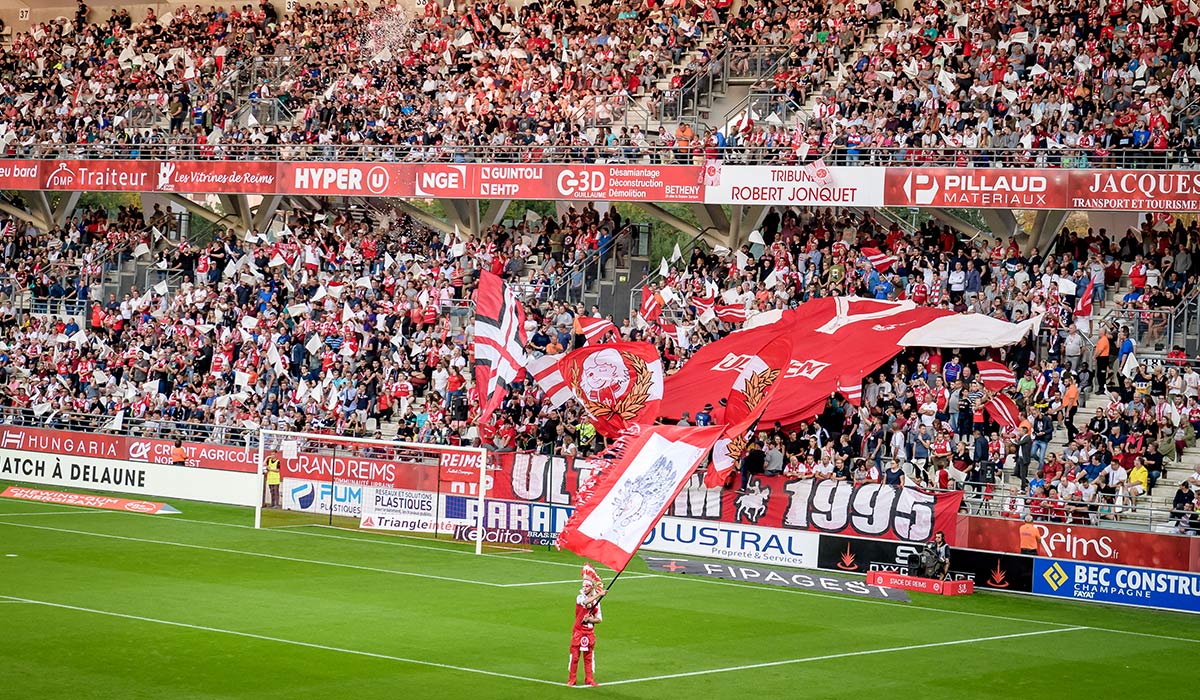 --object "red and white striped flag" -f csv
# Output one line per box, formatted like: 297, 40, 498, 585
1074, 278, 1095, 318
576, 316, 618, 345
715, 303, 747, 324
640, 287, 662, 324
528, 354, 573, 408
860, 247, 897, 272
558, 425, 724, 573
976, 361, 1016, 391
836, 373, 864, 407
472, 271, 529, 426
0, 221, 11, 237
984, 393, 1021, 429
